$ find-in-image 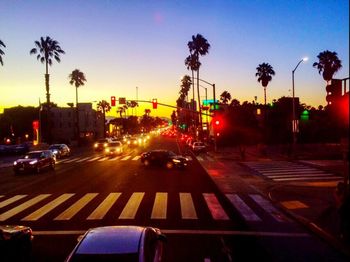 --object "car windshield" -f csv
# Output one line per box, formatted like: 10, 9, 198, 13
49, 145, 61, 149
68, 253, 138, 262
24, 152, 42, 159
